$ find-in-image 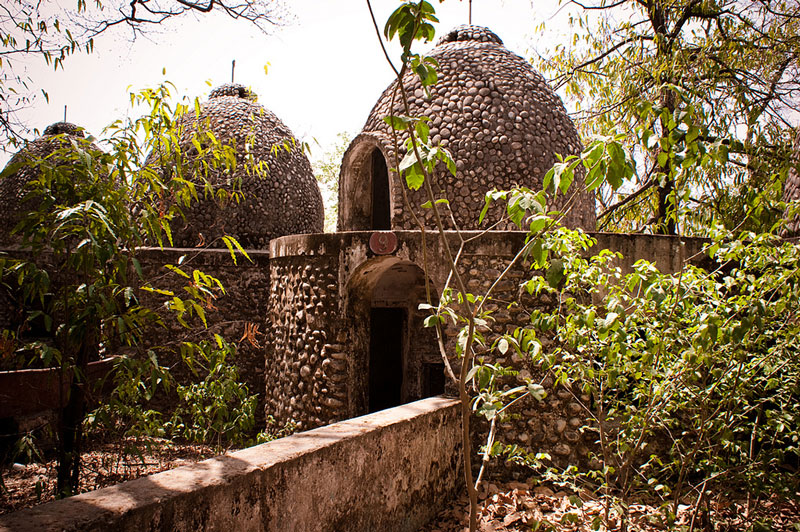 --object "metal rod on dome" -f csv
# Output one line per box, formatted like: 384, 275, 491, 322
64, 105, 67, 123
231, 60, 236, 83
469, 0, 472, 24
